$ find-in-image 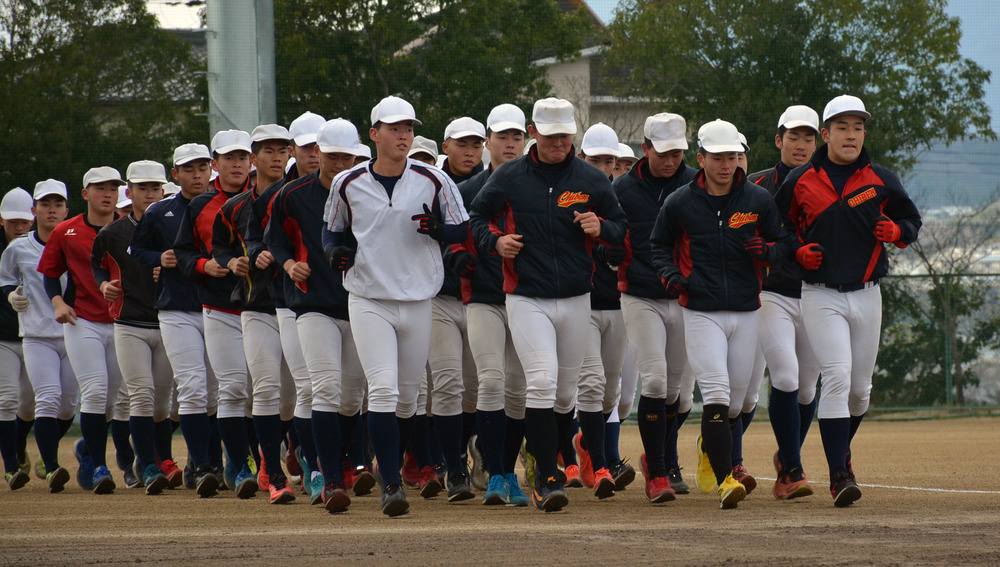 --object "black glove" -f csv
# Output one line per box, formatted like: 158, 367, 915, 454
411, 203, 444, 241
446, 251, 477, 278
325, 246, 355, 270
745, 236, 767, 259
602, 246, 626, 267
662, 274, 688, 299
